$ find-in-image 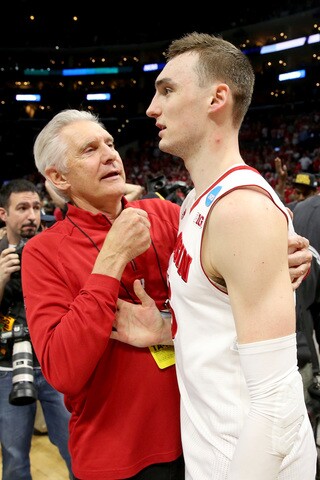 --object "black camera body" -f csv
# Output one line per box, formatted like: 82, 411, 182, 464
15, 239, 25, 258
10, 239, 27, 281
0, 323, 38, 405
146, 175, 192, 205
